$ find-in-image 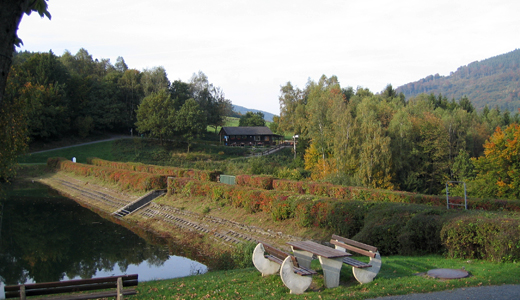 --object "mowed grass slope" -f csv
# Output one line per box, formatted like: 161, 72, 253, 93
132, 255, 520, 299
